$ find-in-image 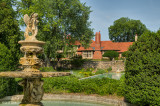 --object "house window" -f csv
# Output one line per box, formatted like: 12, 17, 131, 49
83, 51, 92, 58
